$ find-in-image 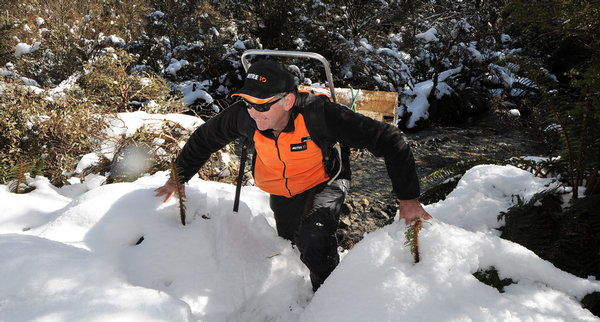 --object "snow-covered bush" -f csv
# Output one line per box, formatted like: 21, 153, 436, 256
392, 0, 518, 129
